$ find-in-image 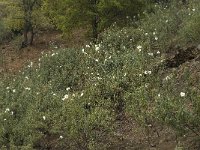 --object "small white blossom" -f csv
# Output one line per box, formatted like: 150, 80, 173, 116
180, 92, 186, 97
158, 94, 161, 97
86, 45, 90, 48
95, 45, 100, 51
145, 83, 149, 88
157, 51, 160, 54
25, 87, 31, 91
5, 108, 10, 113
62, 94, 69, 101
43, 116, 46, 120
137, 45, 142, 52
145, 33, 148, 36
165, 20, 169, 23
59, 136, 63, 139
155, 36, 158, 41
13, 89, 16, 93
153, 32, 156, 35
144, 71, 152, 75
66, 87, 70, 91
165, 76, 171, 80
192, 8, 195, 12
80, 93, 84, 97
148, 53, 154, 56
82, 49, 85, 53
